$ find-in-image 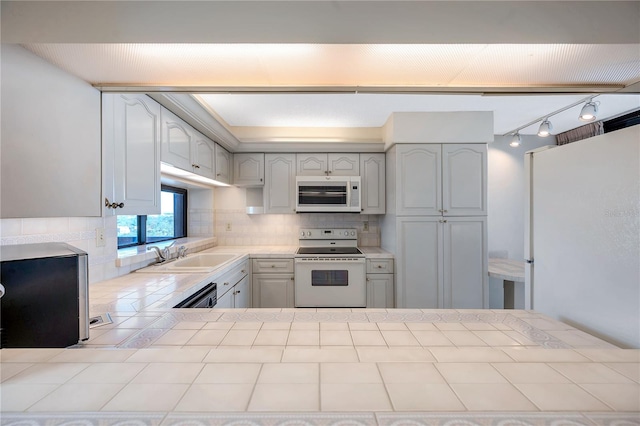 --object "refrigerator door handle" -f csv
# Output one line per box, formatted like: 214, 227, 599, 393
525, 259, 534, 264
